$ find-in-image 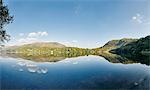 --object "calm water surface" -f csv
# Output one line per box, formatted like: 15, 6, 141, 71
0, 56, 150, 89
